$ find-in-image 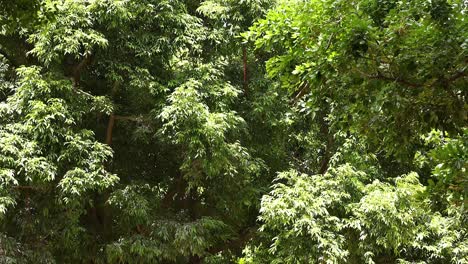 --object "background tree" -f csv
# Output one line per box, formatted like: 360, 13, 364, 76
0, 0, 274, 262
0, 0, 466, 263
